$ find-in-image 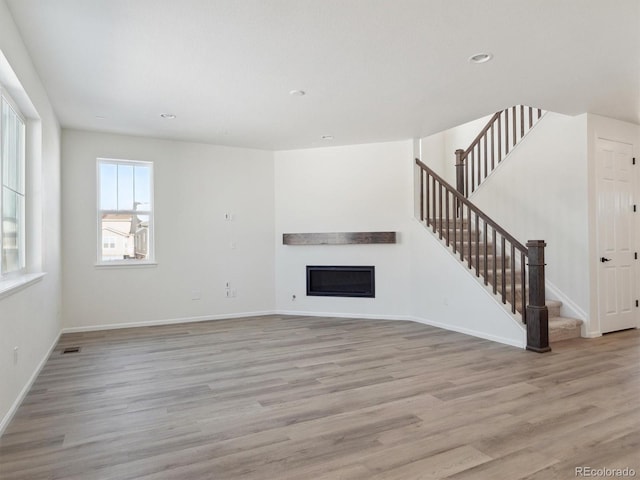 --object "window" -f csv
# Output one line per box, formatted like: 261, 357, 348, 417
1, 90, 26, 276
102, 236, 116, 249
97, 159, 154, 264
